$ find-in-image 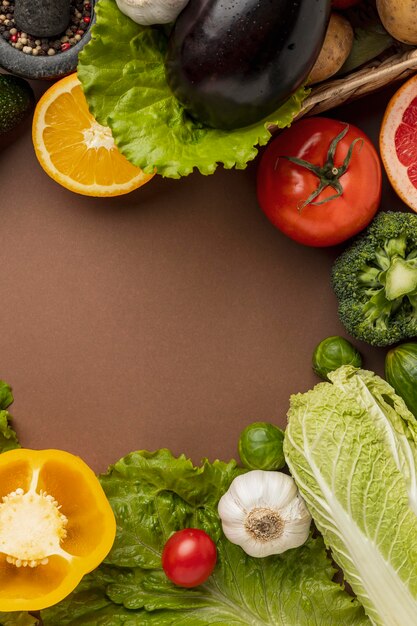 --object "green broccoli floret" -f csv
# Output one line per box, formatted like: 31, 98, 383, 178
332, 211, 417, 347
